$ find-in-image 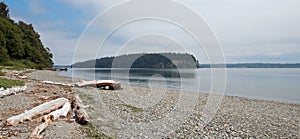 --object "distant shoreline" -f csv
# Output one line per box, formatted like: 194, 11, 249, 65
54, 63, 300, 69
